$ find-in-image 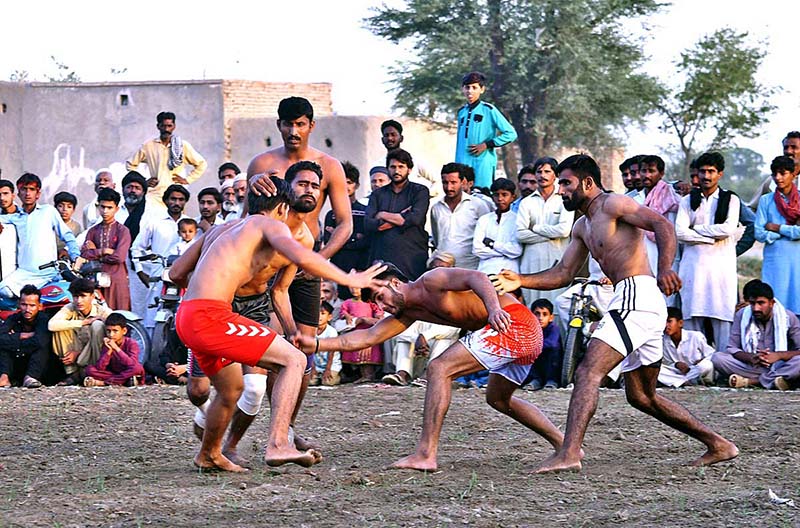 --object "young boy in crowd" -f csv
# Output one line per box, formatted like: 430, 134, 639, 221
54, 191, 83, 259
311, 301, 341, 386
83, 312, 144, 387
171, 218, 198, 257
455, 71, 518, 190
528, 299, 563, 390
